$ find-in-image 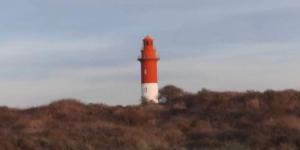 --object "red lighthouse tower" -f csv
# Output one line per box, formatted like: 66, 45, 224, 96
138, 35, 160, 103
